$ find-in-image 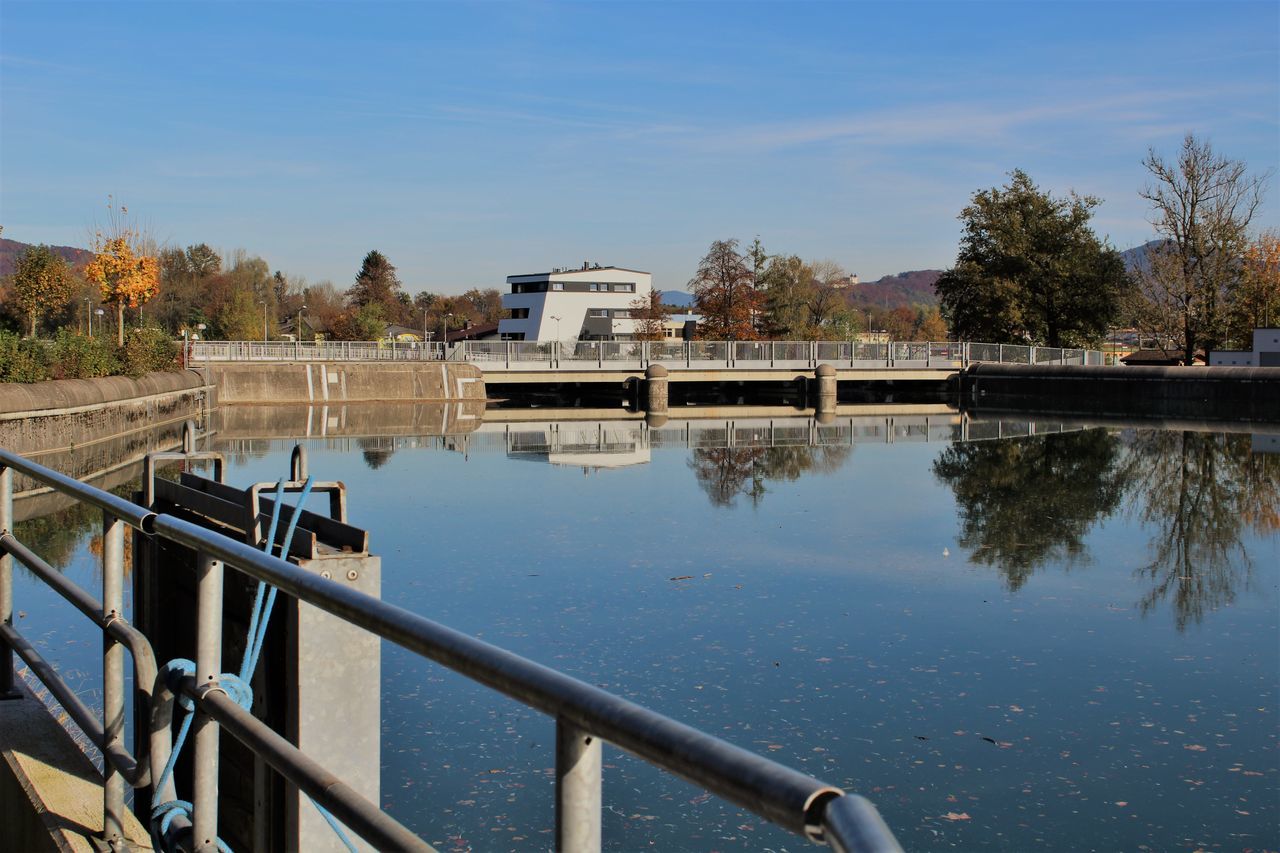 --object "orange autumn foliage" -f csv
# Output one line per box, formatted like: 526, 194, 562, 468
84, 236, 160, 309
